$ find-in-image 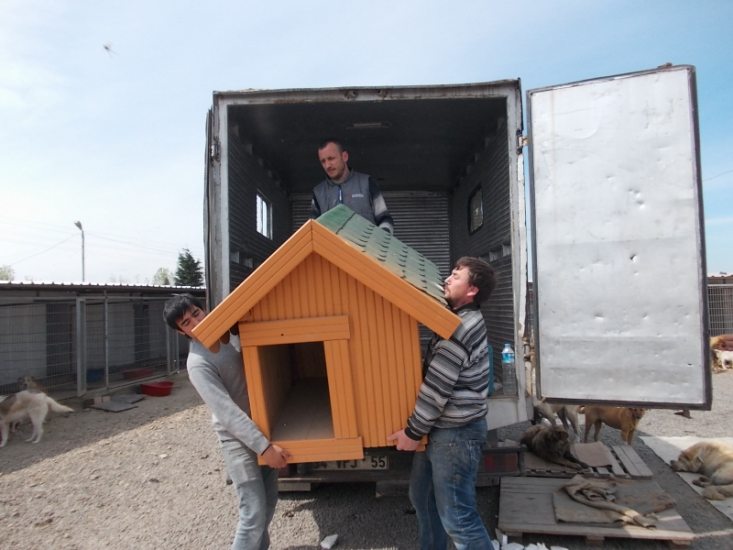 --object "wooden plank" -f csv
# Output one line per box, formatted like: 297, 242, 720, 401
239, 315, 350, 345
613, 445, 654, 478
523, 442, 652, 479
270, 379, 333, 441
499, 477, 694, 544
258, 436, 363, 465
